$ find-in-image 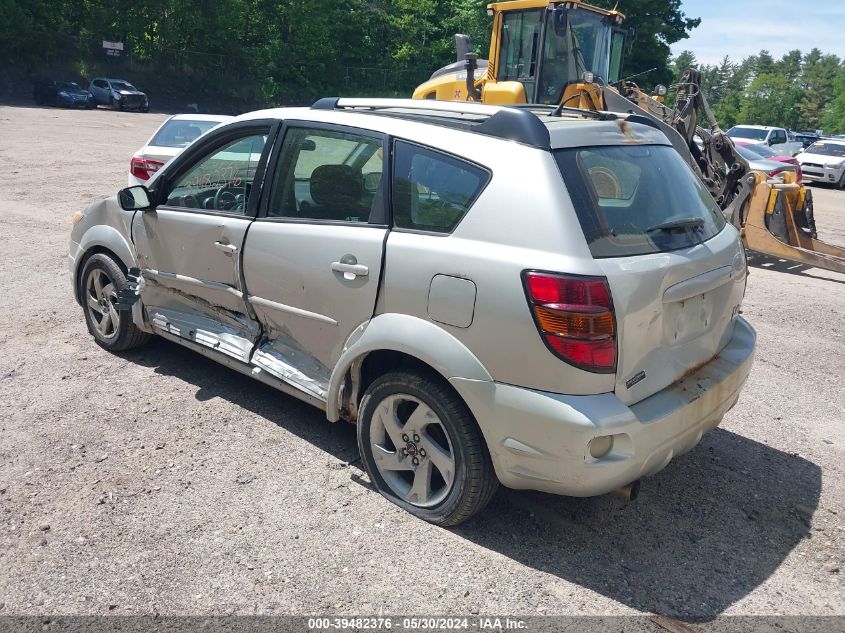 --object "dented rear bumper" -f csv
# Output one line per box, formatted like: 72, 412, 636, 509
451, 317, 756, 497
